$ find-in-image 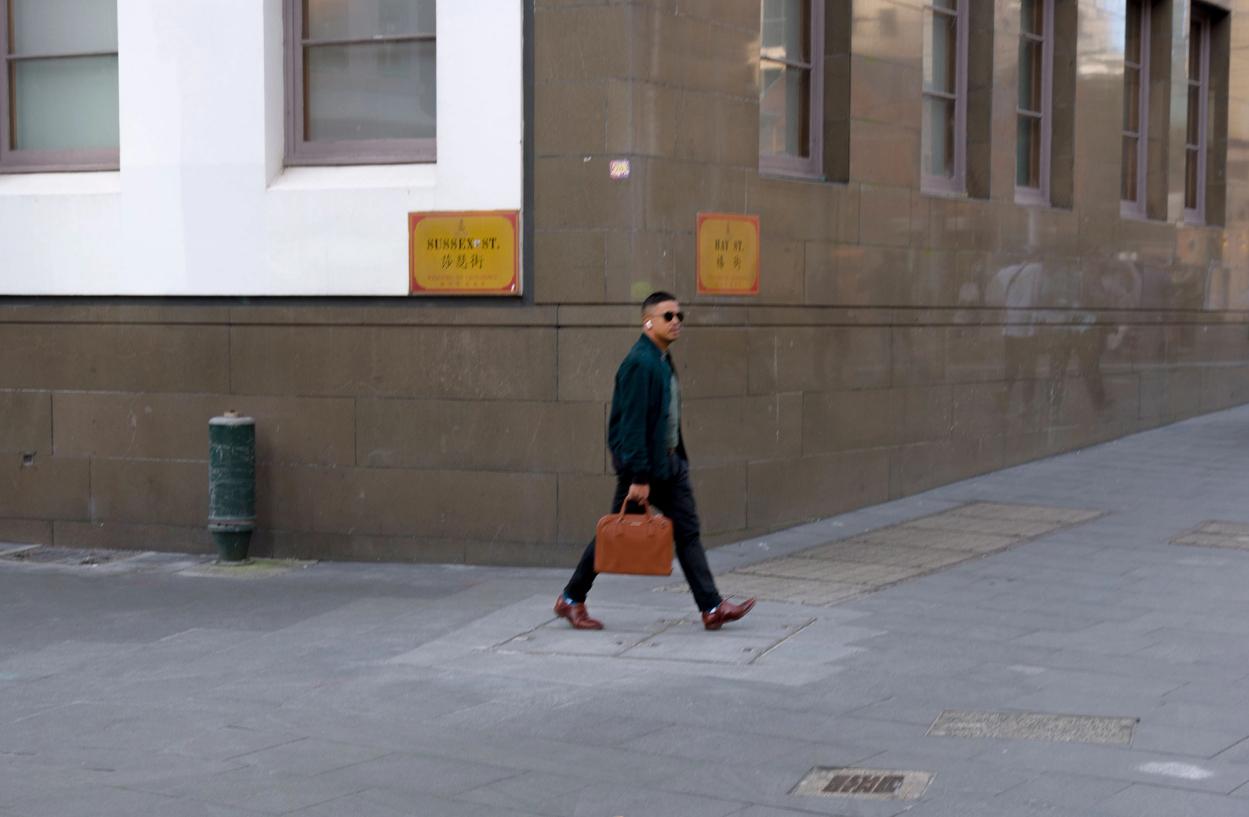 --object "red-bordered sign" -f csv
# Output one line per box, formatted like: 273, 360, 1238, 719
696, 212, 760, 295
409, 210, 520, 296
